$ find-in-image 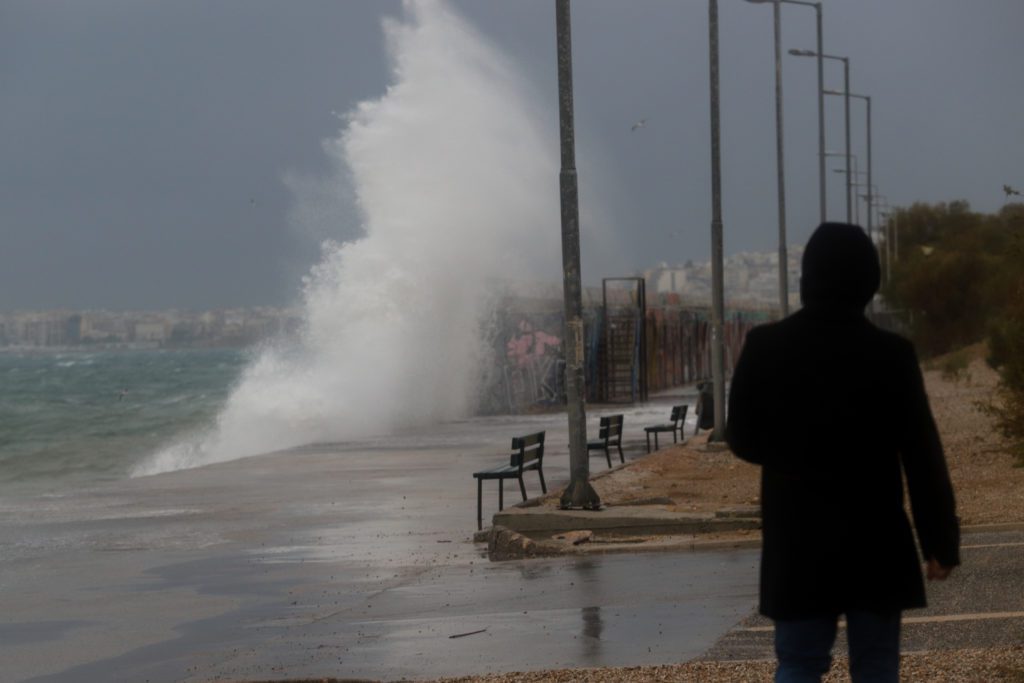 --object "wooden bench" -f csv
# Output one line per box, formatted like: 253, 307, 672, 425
587, 414, 624, 468
643, 404, 688, 452
472, 431, 547, 530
